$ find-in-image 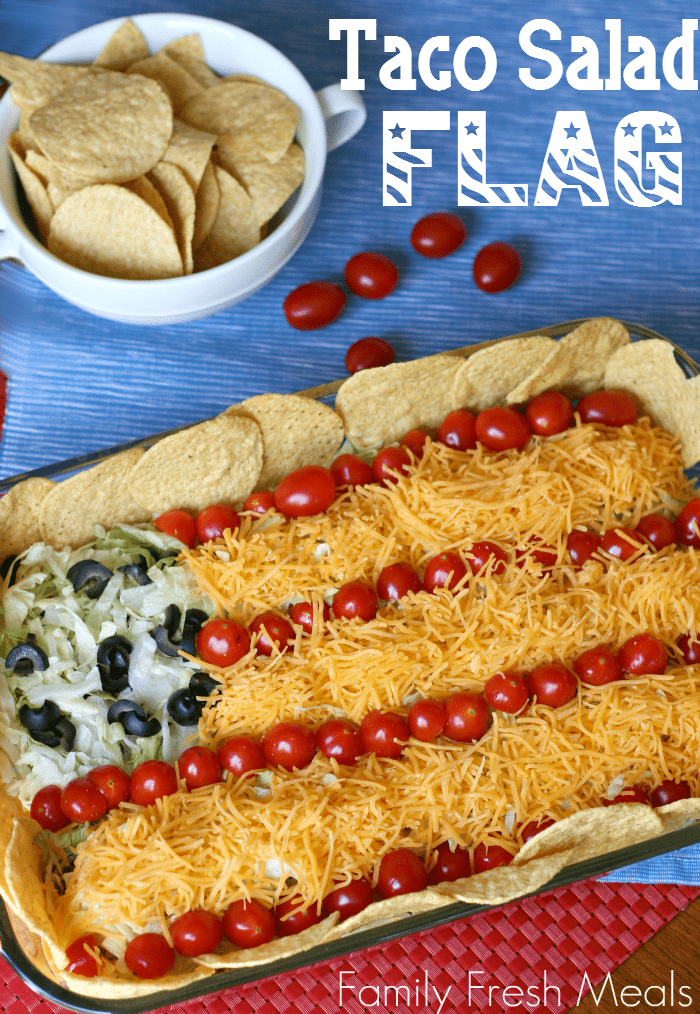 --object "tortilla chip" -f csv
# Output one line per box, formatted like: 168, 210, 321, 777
452, 336, 557, 412
7, 133, 52, 240
5, 817, 66, 969
506, 318, 631, 404
434, 852, 572, 905
655, 797, 700, 834
148, 161, 196, 274
161, 35, 220, 88
214, 140, 304, 226
604, 339, 700, 468
47, 185, 183, 280
515, 804, 664, 867
39, 448, 151, 550
124, 174, 173, 230
226, 394, 345, 490
30, 71, 173, 184
192, 165, 260, 270
179, 81, 299, 165
0, 53, 91, 115
23, 148, 52, 186
192, 160, 219, 252
57, 961, 213, 999
128, 415, 264, 514
0, 477, 55, 560
335, 355, 465, 449
0, 791, 27, 914
128, 53, 204, 111
163, 119, 216, 190
93, 20, 150, 71
195, 913, 337, 968
17, 111, 40, 154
